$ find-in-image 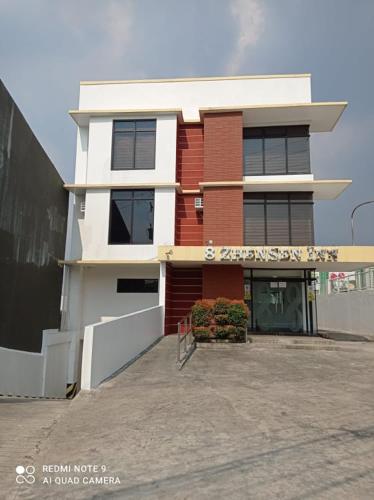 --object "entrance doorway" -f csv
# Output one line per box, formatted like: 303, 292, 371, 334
245, 269, 316, 335
252, 280, 303, 333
